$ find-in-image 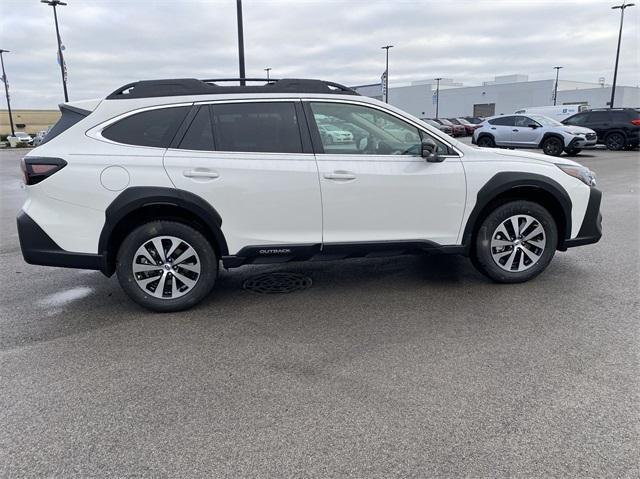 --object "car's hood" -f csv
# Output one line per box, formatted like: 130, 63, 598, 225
562, 125, 595, 135
479, 147, 582, 167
